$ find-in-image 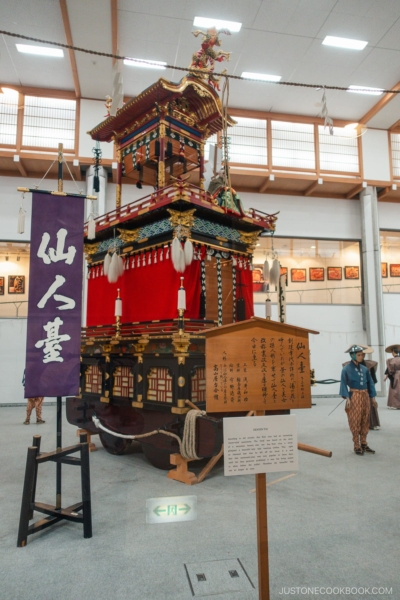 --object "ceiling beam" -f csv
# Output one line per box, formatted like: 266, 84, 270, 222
14, 155, 27, 177
346, 184, 364, 199
59, 0, 81, 98
378, 186, 391, 200
111, 0, 118, 66
258, 175, 274, 193
360, 81, 400, 125
304, 180, 319, 196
